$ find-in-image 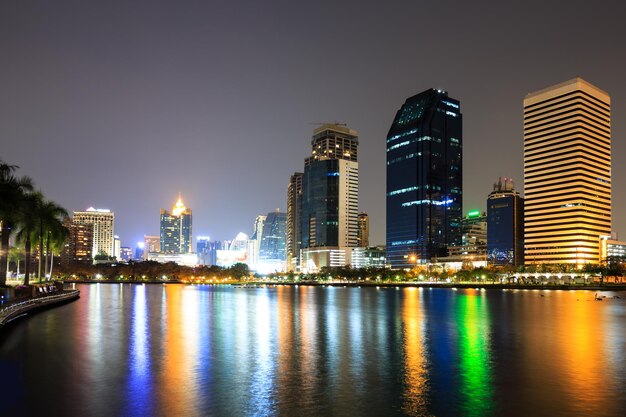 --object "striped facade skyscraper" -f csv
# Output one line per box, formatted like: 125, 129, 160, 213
524, 78, 611, 265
